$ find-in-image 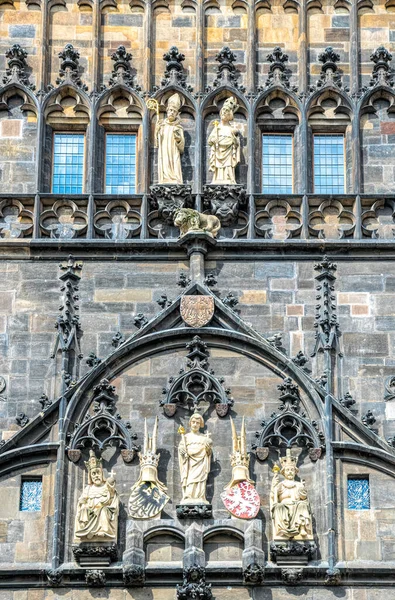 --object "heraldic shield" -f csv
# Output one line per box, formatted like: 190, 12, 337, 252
220, 481, 261, 519
180, 295, 215, 327
128, 481, 170, 519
